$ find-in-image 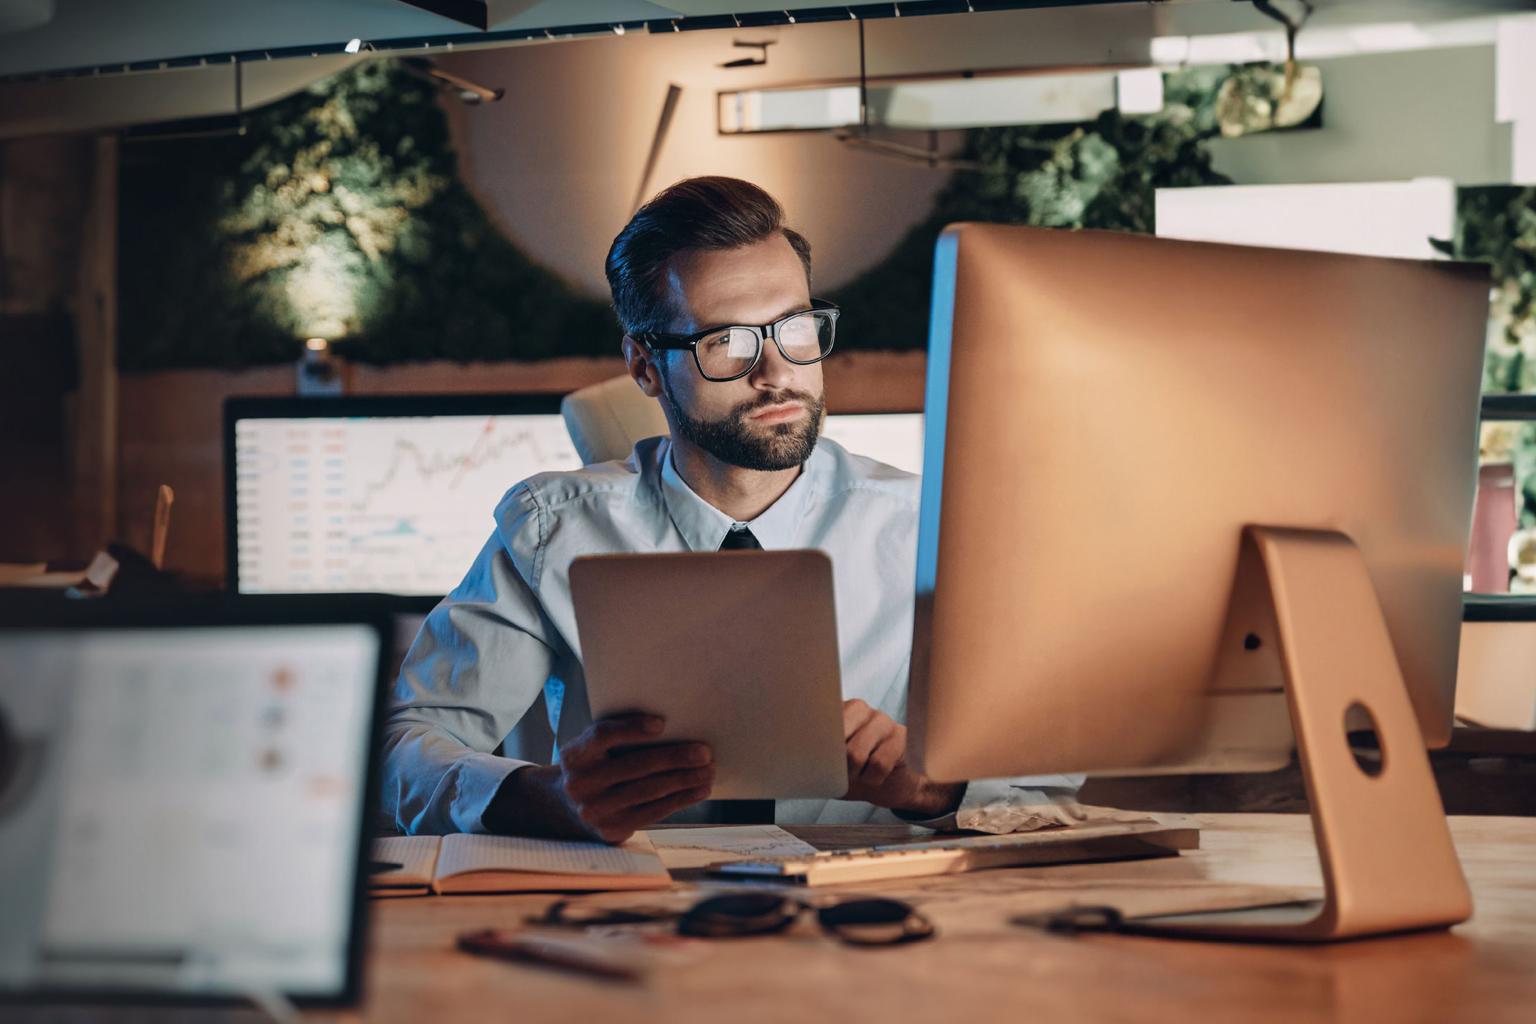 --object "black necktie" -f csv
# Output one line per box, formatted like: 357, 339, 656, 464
711, 525, 776, 825
718, 525, 762, 550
